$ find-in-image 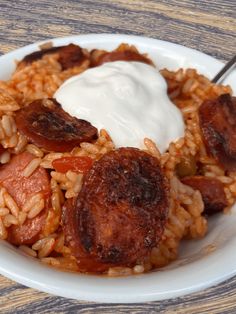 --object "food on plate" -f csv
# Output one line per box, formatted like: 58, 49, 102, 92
52, 156, 93, 173
181, 176, 227, 216
0, 152, 51, 245
15, 98, 98, 152
90, 43, 153, 67
18, 43, 90, 70
54, 61, 185, 152
0, 42, 234, 275
63, 148, 169, 272
199, 93, 236, 171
